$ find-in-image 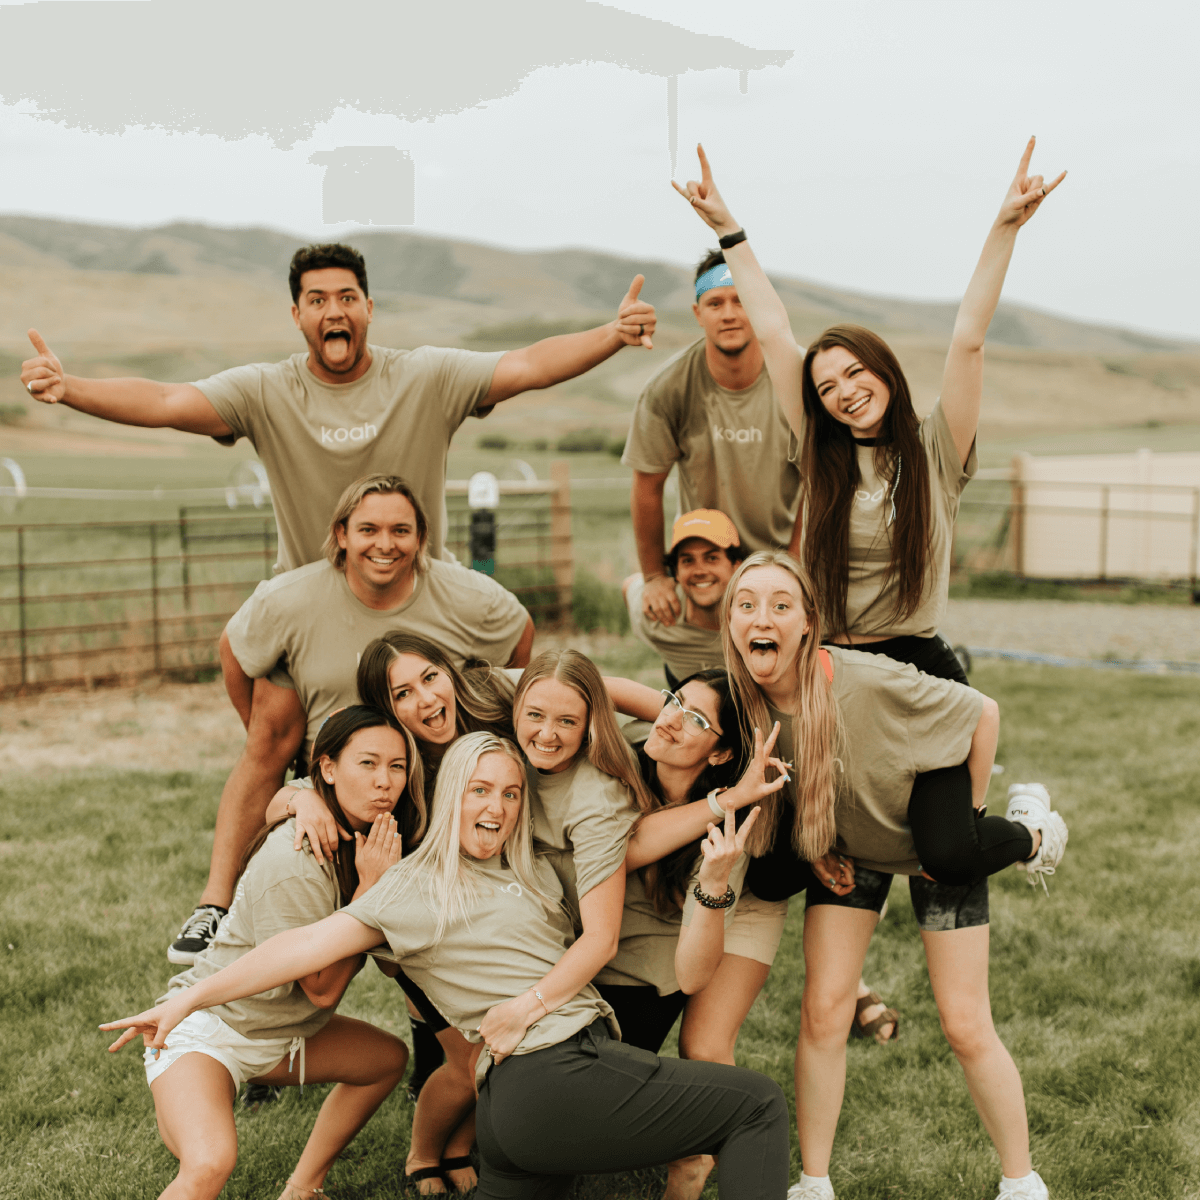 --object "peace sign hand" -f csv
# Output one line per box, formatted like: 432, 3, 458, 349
671, 144, 741, 238
718, 723, 790, 813
696, 803, 760, 897
996, 136, 1066, 229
